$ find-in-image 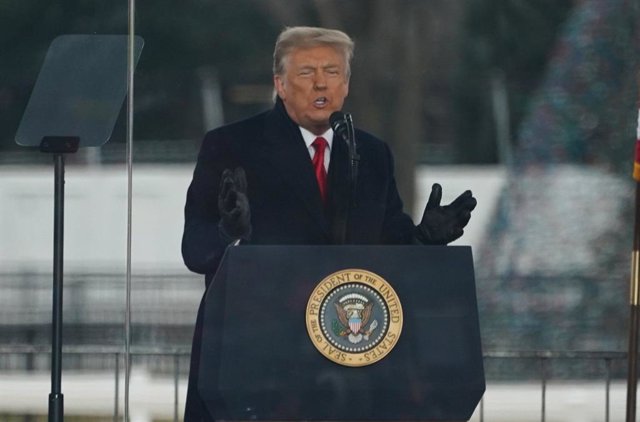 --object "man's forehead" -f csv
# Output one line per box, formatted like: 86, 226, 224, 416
288, 46, 345, 65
